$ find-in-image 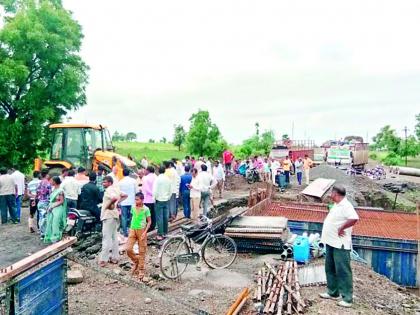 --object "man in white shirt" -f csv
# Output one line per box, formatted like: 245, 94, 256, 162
212, 160, 225, 198
270, 159, 281, 185
320, 185, 359, 308
141, 156, 148, 169
153, 166, 172, 240
164, 161, 180, 221
0, 167, 18, 224
61, 169, 80, 211
197, 164, 216, 217
118, 168, 138, 237
10, 168, 25, 222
